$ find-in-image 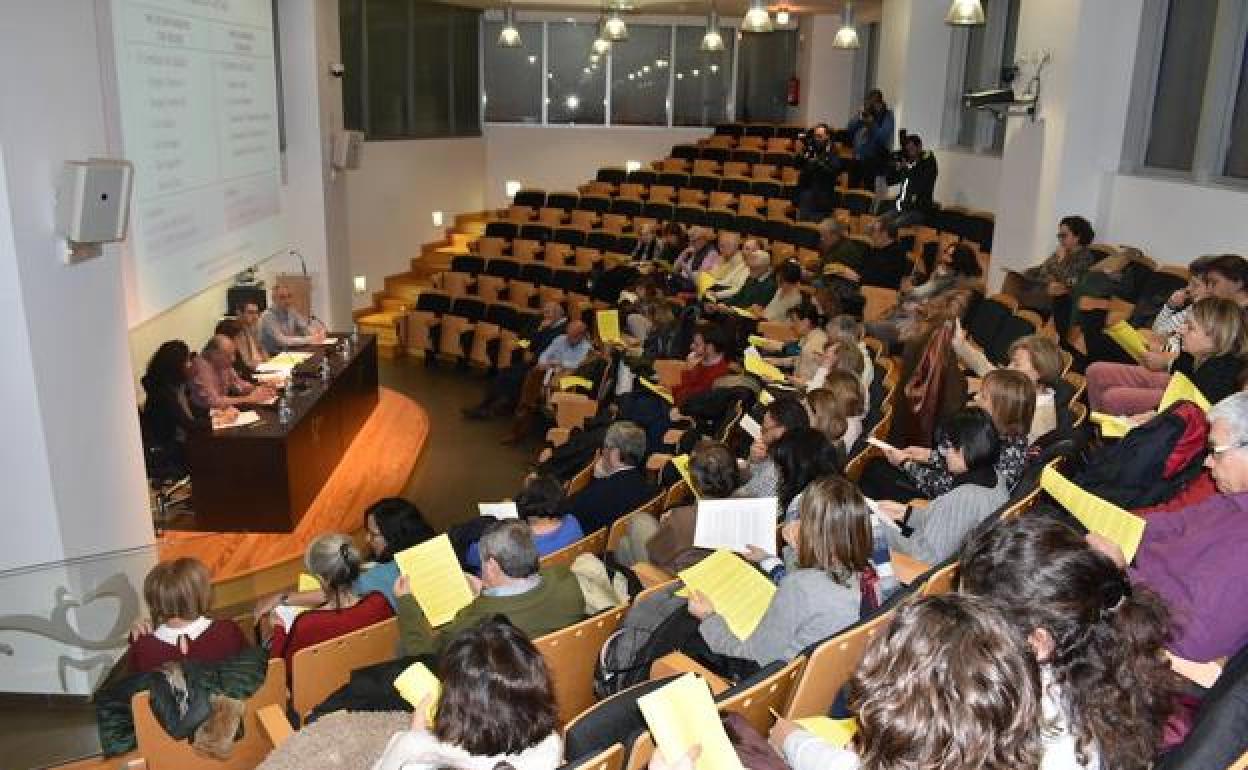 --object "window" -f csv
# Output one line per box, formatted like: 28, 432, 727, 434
339, 0, 481, 139
942, 0, 1019, 153
736, 30, 799, 123
672, 26, 734, 126
611, 25, 672, 126
547, 22, 606, 125
483, 21, 543, 123
1127, 0, 1248, 181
